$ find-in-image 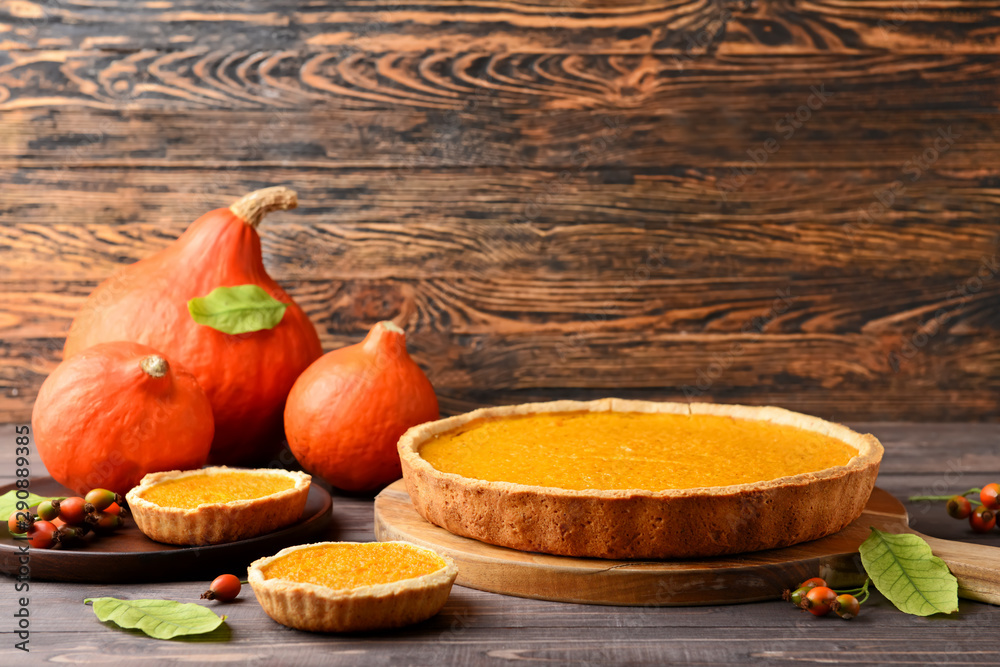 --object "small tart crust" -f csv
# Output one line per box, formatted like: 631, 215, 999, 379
126, 466, 311, 545
248, 541, 458, 632
398, 399, 884, 559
